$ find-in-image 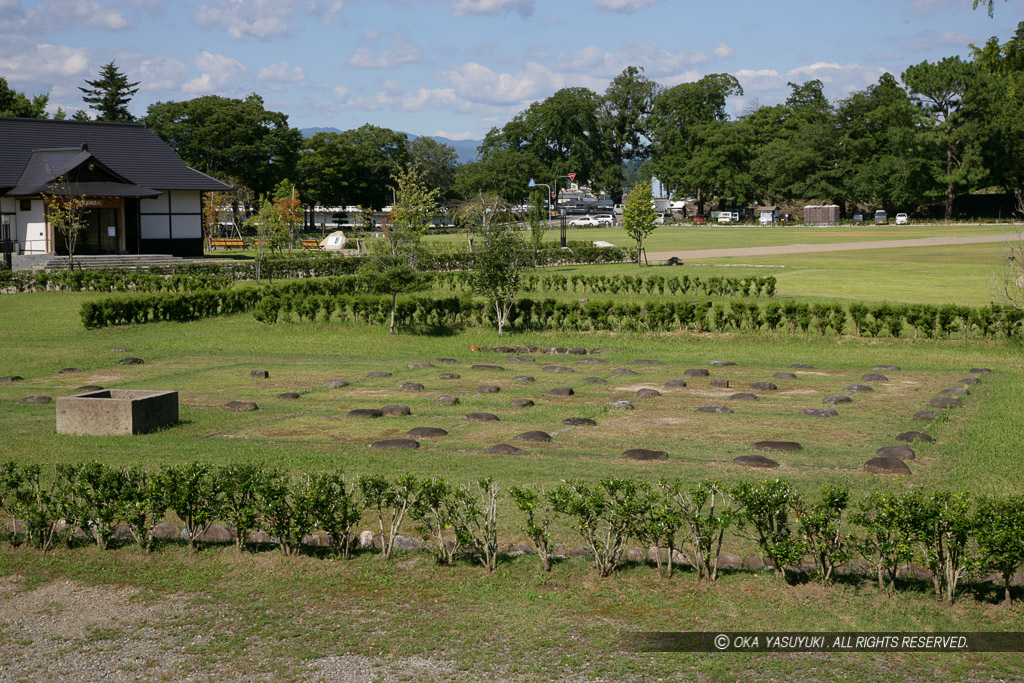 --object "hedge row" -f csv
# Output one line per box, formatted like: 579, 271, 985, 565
434, 272, 777, 298
0, 268, 233, 294
3, 462, 1022, 603
252, 293, 1023, 339
80, 289, 262, 328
